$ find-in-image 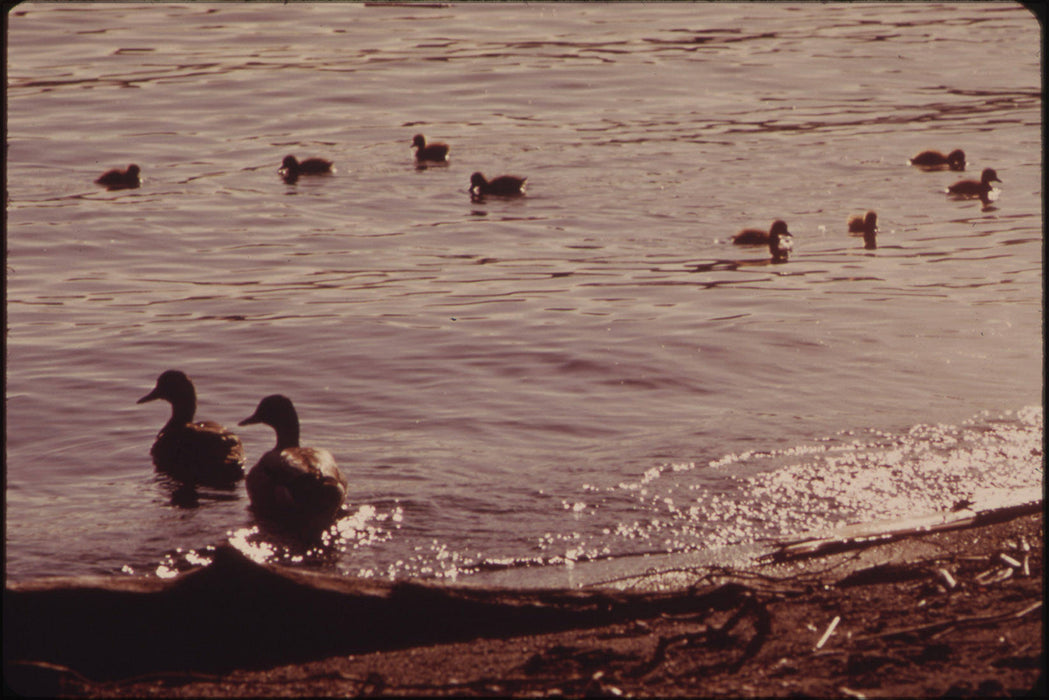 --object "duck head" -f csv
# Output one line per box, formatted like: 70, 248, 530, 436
138, 369, 197, 425
770, 220, 791, 238
240, 394, 301, 450
981, 168, 1001, 184
864, 211, 878, 231
946, 150, 966, 170
412, 134, 427, 149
